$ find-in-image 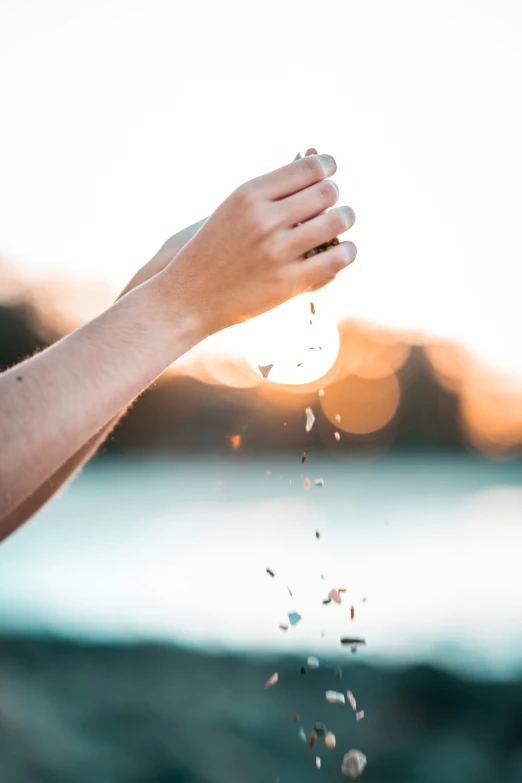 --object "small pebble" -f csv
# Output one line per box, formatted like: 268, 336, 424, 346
315, 756, 321, 770
304, 478, 311, 489
351, 606, 355, 620
266, 568, 275, 577
335, 414, 341, 423
293, 713, 300, 723
340, 638, 366, 647
314, 722, 326, 736
289, 612, 302, 626
264, 672, 278, 690
325, 731, 336, 749
258, 364, 274, 379
313, 478, 324, 487
299, 727, 307, 742
322, 598, 332, 605
334, 431, 340, 441
305, 407, 316, 432
315, 530, 320, 539
329, 589, 342, 604
310, 302, 316, 315
356, 711, 365, 721
341, 750, 367, 779
279, 624, 288, 632
300, 665, 307, 675
308, 731, 318, 748
335, 669, 342, 680
347, 691, 357, 711
326, 690, 345, 704
307, 656, 319, 669
302, 451, 307, 463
